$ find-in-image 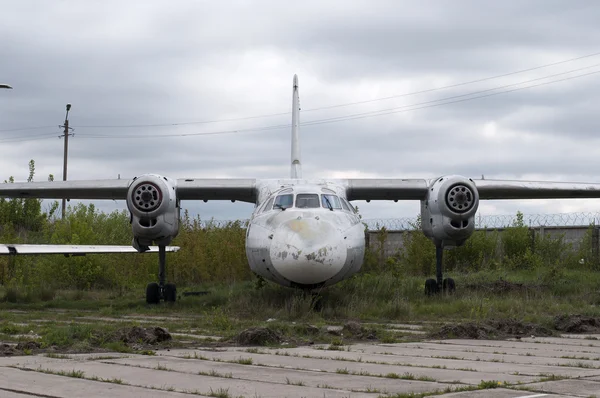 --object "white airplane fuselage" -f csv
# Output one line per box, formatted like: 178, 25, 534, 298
245, 180, 365, 288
